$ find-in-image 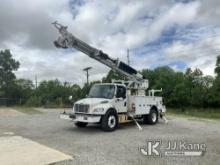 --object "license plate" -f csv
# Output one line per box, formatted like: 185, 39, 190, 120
76, 115, 87, 121
76, 115, 83, 120
60, 114, 71, 120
